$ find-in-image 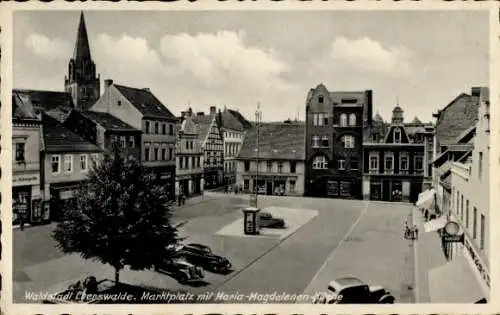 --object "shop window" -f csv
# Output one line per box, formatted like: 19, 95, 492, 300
64, 155, 73, 173
51, 155, 60, 174
340, 181, 350, 196
327, 181, 338, 196
15, 142, 26, 162
289, 180, 296, 192
312, 156, 327, 169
